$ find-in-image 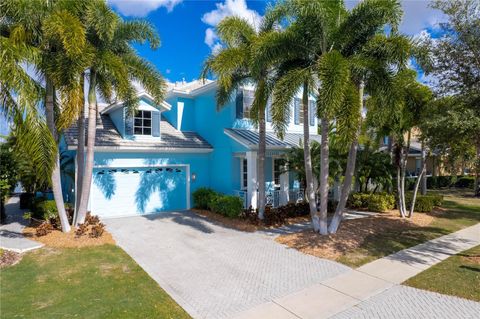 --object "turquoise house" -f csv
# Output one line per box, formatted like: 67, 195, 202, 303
62, 80, 320, 218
